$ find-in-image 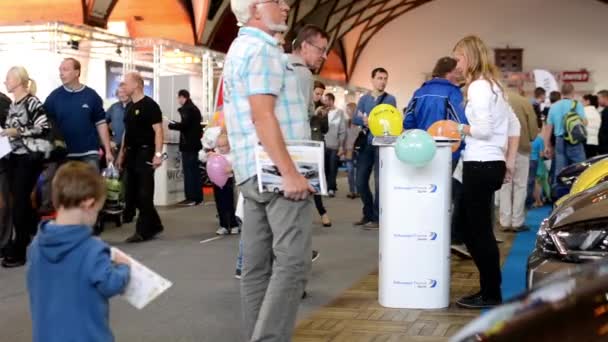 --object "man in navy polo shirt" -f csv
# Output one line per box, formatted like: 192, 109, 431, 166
352, 67, 397, 229
44, 58, 113, 169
